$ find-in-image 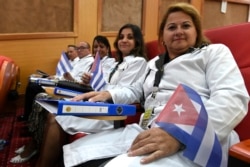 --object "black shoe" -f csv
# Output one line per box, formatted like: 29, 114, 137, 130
17, 115, 28, 121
